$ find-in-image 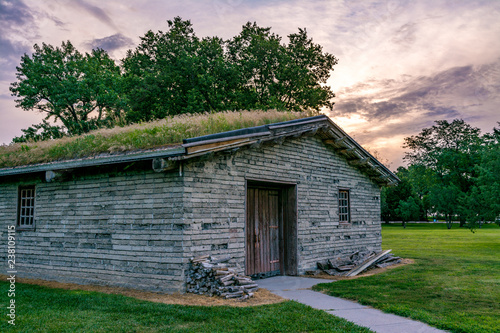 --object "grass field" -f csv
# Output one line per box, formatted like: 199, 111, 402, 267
313, 223, 500, 333
0, 282, 371, 332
